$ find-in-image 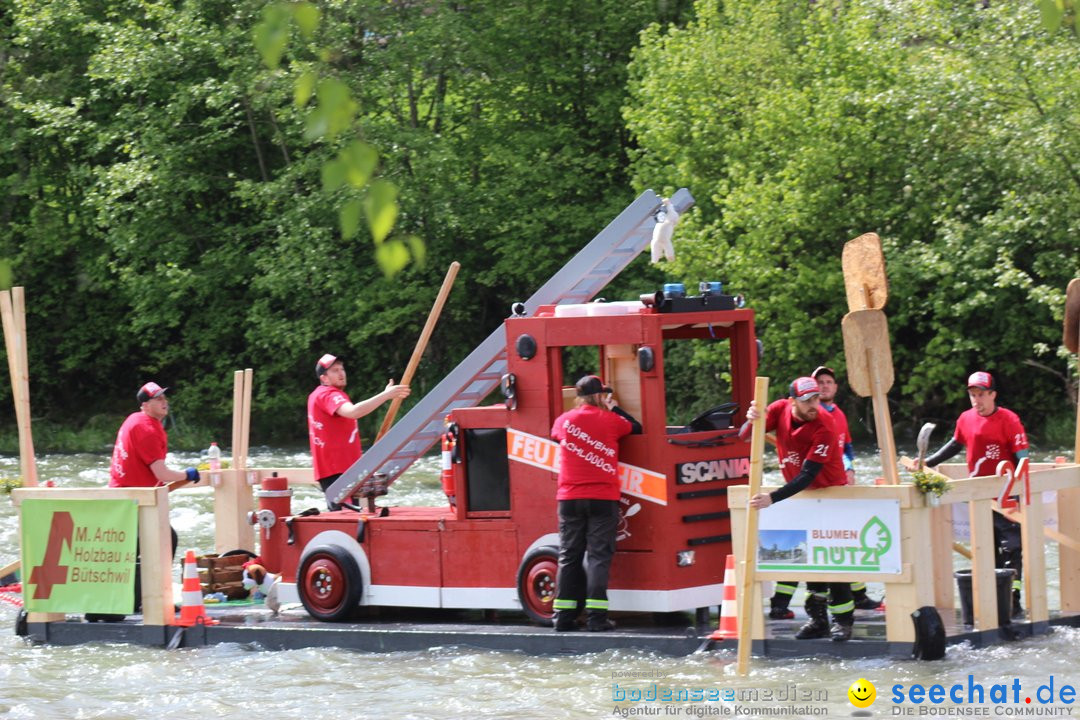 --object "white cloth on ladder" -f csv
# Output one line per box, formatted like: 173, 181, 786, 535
650, 199, 680, 264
